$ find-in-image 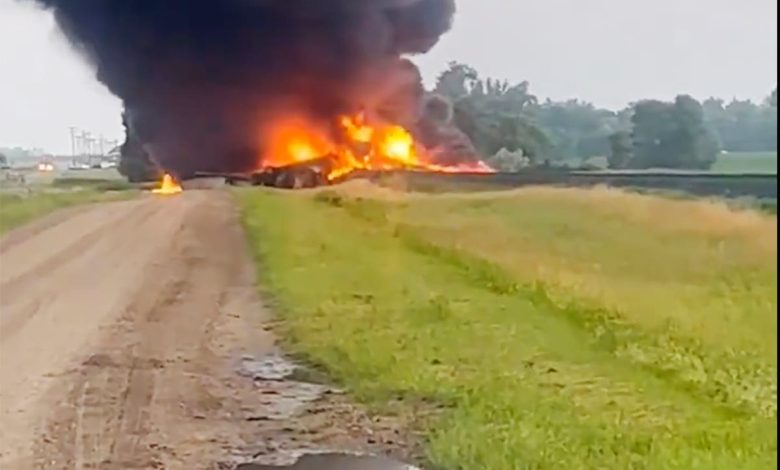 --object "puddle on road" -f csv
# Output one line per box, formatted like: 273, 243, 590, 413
236, 452, 419, 470
238, 353, 298, 381
237, 353, 331, 420
249, 379, 329, 420
232, 353, 420, 470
